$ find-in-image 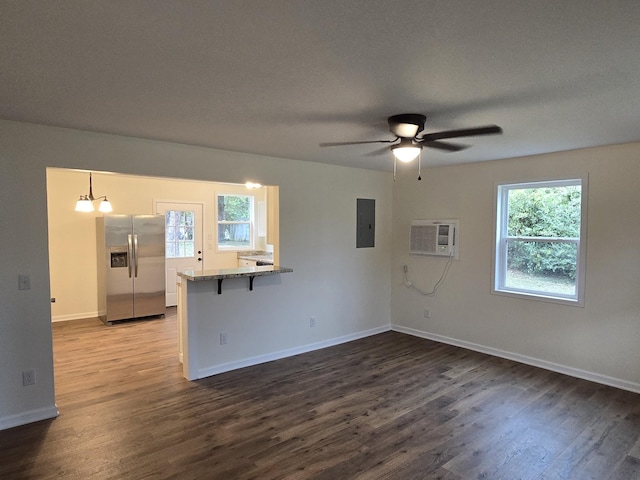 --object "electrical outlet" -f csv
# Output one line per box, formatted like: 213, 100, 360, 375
424, 309, 431, 318
220, 333, 228, 345
22, 369, 36, 386
18, 274, 31, 291
310, 317, 317, 328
